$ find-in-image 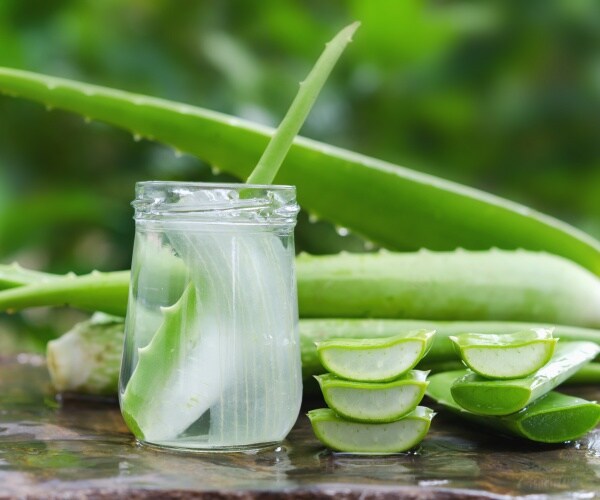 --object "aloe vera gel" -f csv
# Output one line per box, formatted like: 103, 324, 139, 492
119, 182, 302, 451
